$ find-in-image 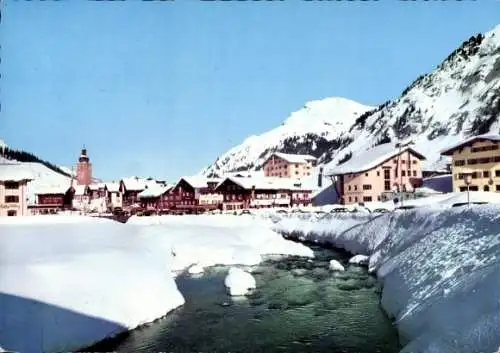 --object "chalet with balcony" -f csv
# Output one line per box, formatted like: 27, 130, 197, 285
215, 176, 313, 211
29, 185, 75, 215
327, 142, 426, 205
263, 152, 317, 178
120, 177, 148, 210
72, 184, 90, 210
138, 183, 173, 214
0, 163, 33, 217
169, 176, 222, 213
440, 134, 500, 193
